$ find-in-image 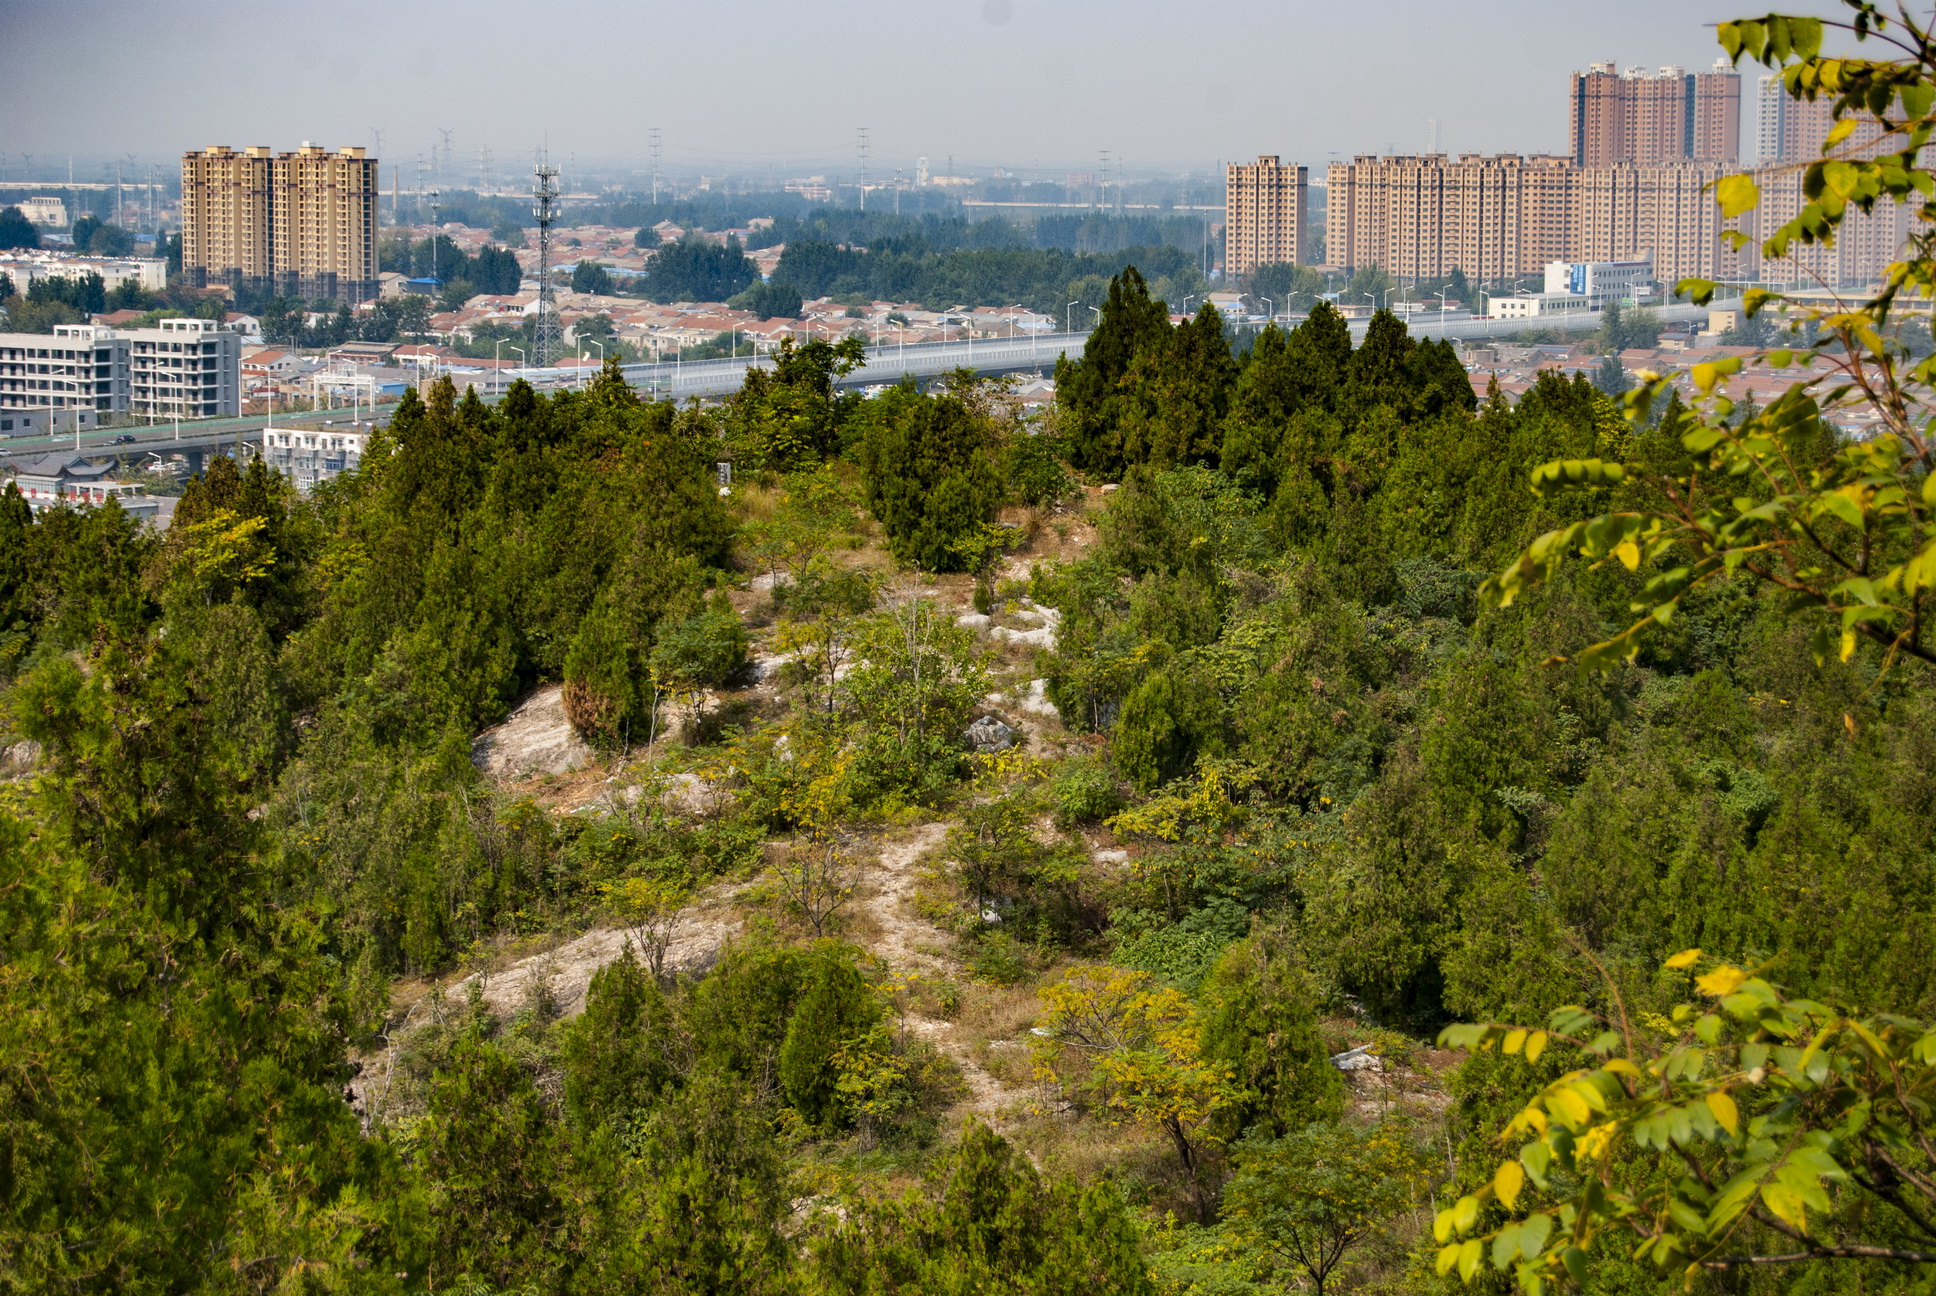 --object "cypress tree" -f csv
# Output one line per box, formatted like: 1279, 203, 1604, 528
1200, 924, 1344, 1142
1283, 299, 1354, 411
1343, 308, 1419, 416
1130, 300, 1237, 467
1055, 266, 1171, 473
858, 389, 1000, 571
778, 950, 879, 1129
